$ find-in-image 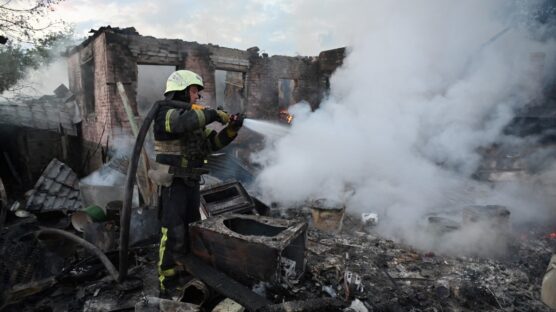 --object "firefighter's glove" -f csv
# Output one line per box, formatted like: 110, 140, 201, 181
216, 110, 230, 125
229, 113, 244, 131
